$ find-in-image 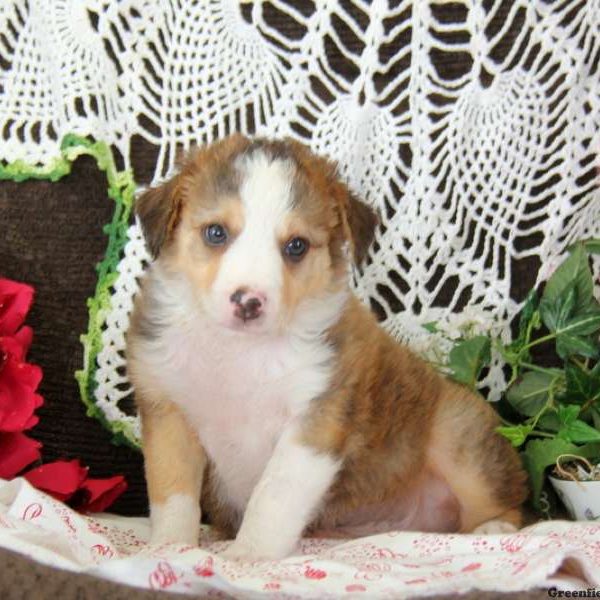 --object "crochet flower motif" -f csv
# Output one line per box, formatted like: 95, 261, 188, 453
0, 277, 126, 512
